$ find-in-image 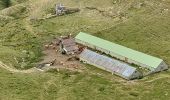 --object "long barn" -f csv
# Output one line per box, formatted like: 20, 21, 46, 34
80, 49, 143, 80
75, 32, 168, 73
